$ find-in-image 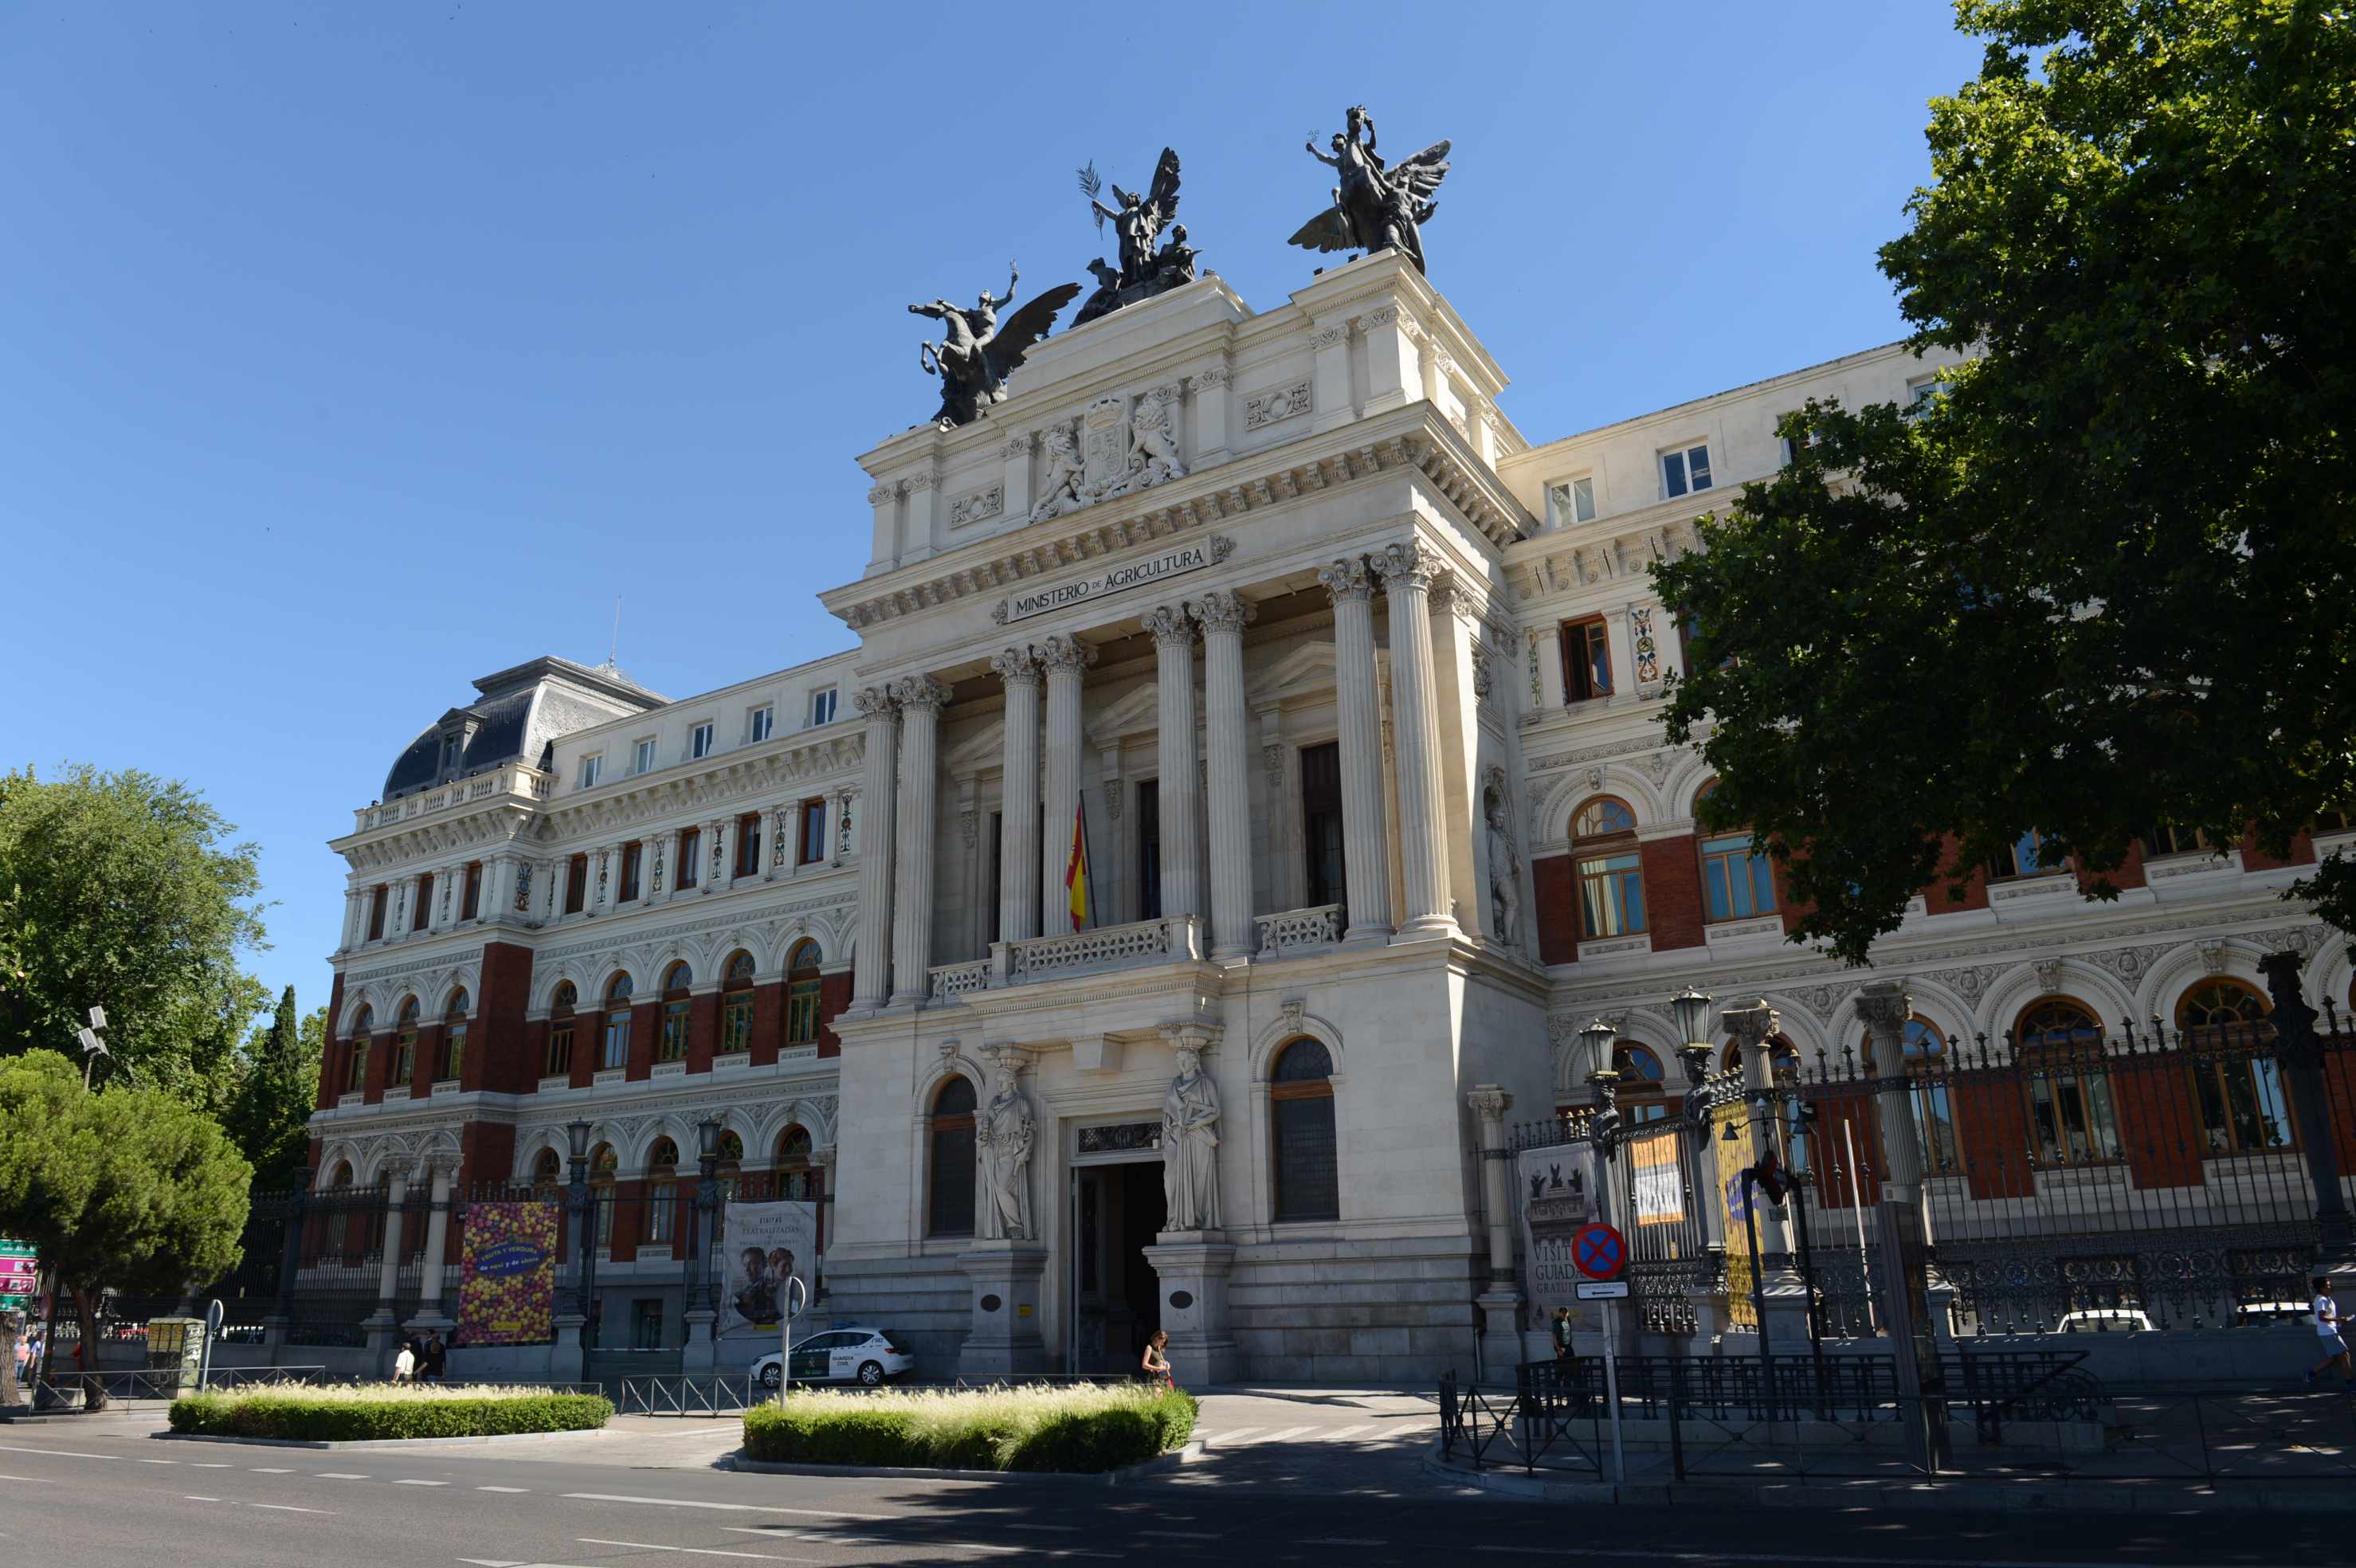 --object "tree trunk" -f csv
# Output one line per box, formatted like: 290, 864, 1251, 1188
71, 1288, 108, 1413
